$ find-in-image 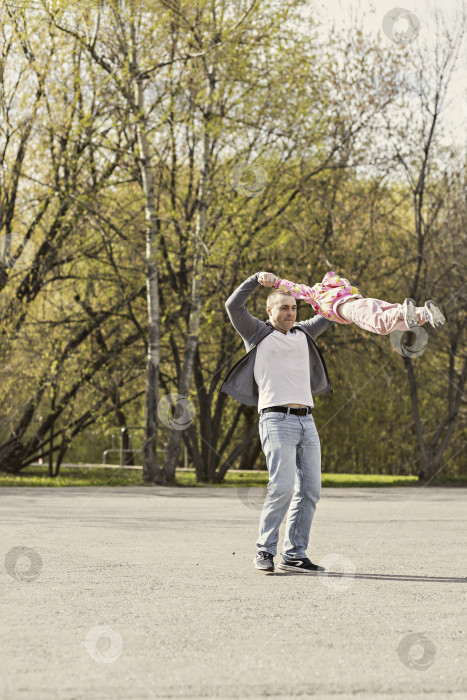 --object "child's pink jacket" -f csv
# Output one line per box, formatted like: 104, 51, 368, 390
275, 271, 363, 324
